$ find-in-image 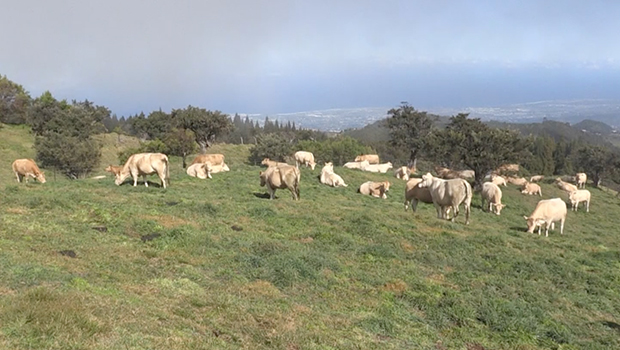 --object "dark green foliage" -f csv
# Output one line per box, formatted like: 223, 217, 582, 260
522, 135, 556, 175
172, 106, 233, 152
575, 145, 620, 187
425, 114, 531, 187
248, 133, 292, 164
0, 75, 31, 124
29, 92, 107, 178
386, 102, 436, 165
296, 136, 374, 165
162, 128, 197, 168
35, 134, 101, 179
129, 110, 172, 140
